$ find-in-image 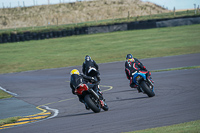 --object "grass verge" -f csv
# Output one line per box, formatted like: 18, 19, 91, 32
151, 66, 200, 72
0, 89, 12, 99
0, 117, 21, 126
0, 24, 200, 74
124, 120, 200, 133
